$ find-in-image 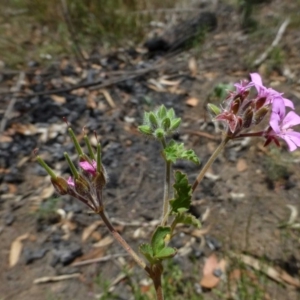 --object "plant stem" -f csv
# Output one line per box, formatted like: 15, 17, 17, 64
153, 274, 164, 300
98, 210, 149, 273
192, 136, 230, 193
149, 264, 164, 300
161, 138, 171, 226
